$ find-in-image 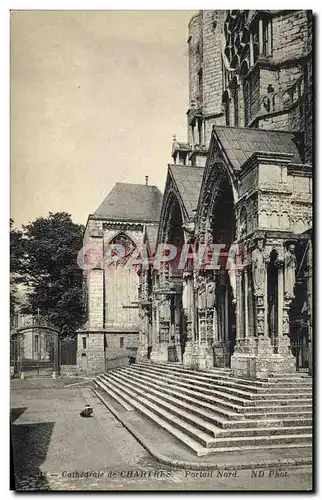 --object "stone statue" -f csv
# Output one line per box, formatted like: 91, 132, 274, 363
182, 276, 190, 311
159, 296, 170, 322
251, 239, 265, 296
228, 268, 237, 304
206, 279, 216, 309
284, 244, 297, 299
227, 241, 239, 304
239, 219, 247, 239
